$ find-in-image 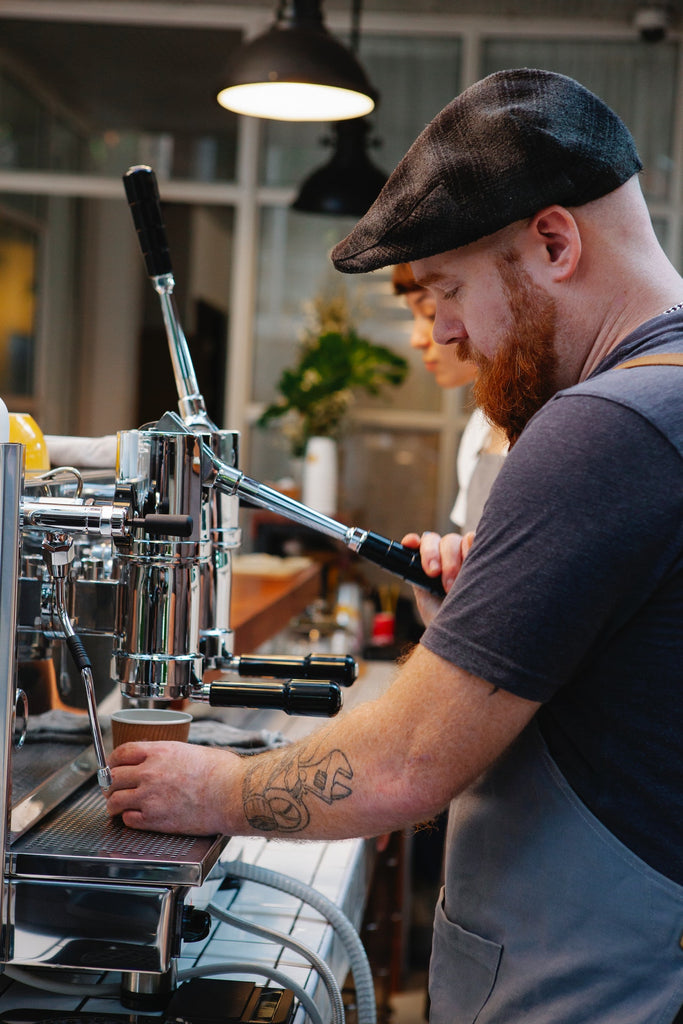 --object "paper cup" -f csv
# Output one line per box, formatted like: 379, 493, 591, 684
111, 708, 192, 747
